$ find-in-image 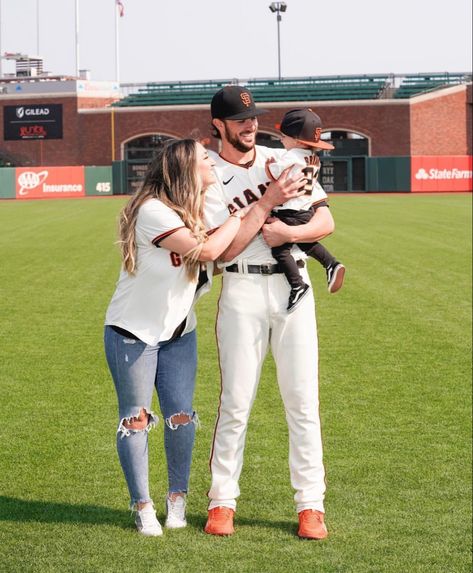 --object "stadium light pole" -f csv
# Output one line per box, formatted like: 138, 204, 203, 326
0, 0, 2, 78
269, 2, 287, 81
36, 0, 40, 56
75, 0, 80, 77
